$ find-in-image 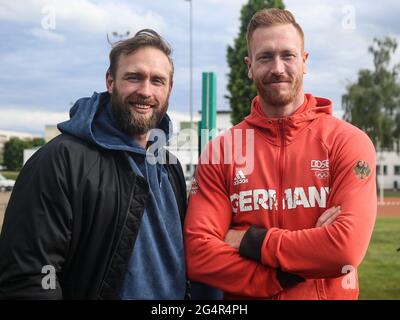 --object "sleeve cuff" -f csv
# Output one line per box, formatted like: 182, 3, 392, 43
239, 225, 267, 262
276, 268, 306, 288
